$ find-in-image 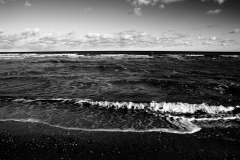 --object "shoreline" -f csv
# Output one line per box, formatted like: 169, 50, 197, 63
0, 51, 240, 55
1, 121, 240, 159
